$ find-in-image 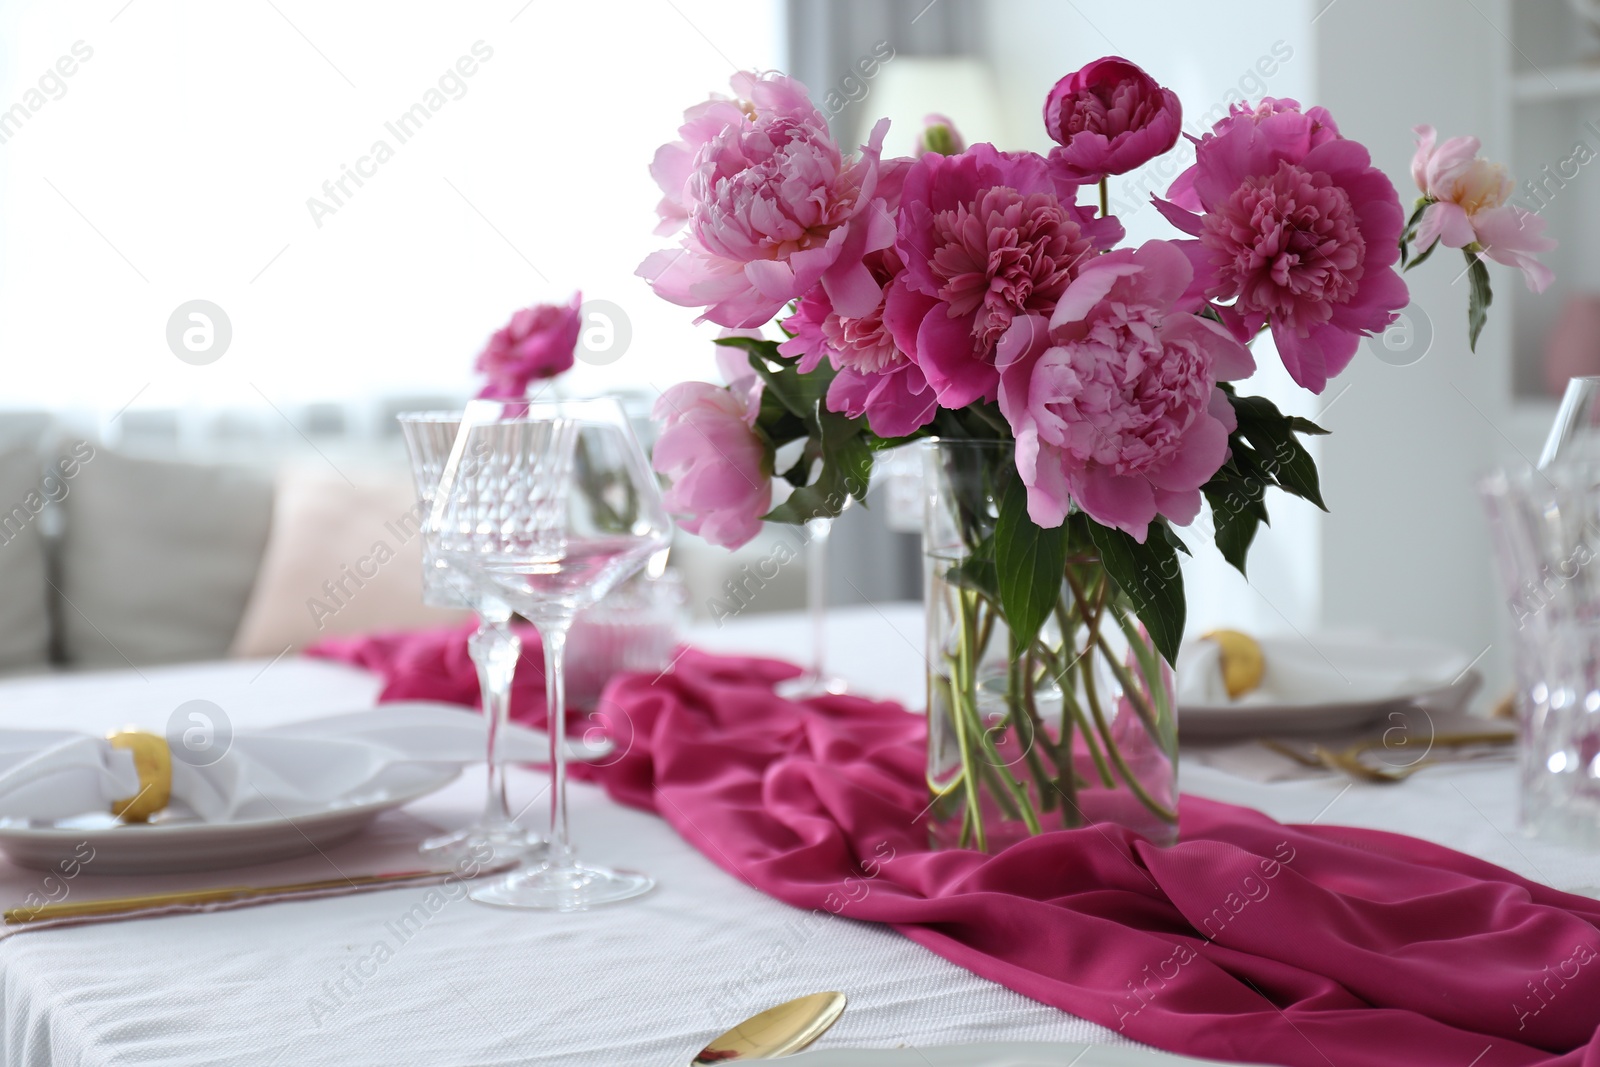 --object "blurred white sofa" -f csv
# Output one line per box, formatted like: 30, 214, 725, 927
0, 408, 918, 674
